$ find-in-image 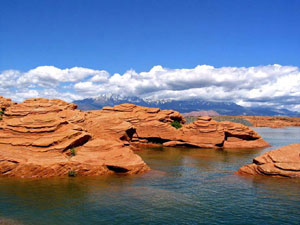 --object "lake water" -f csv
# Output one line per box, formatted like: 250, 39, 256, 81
0, 127, 300, 225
